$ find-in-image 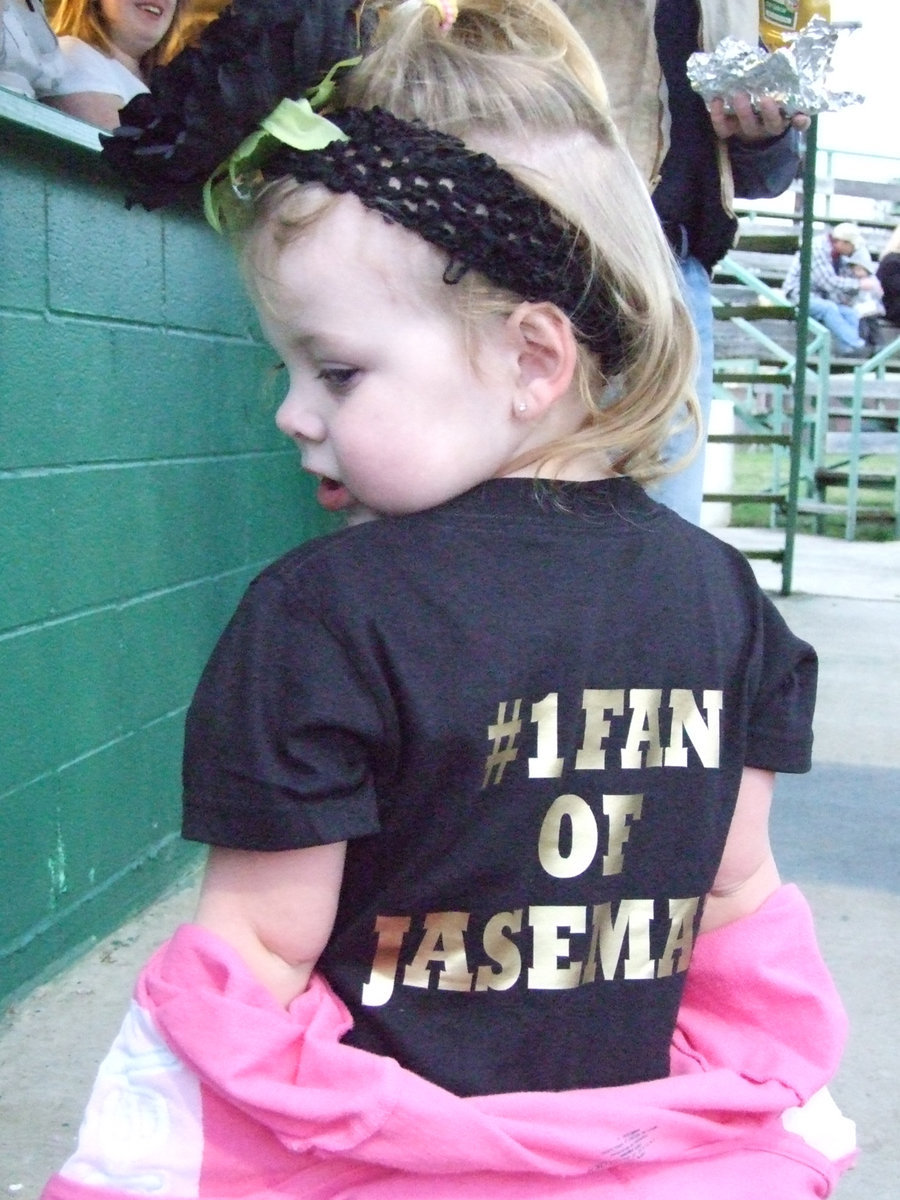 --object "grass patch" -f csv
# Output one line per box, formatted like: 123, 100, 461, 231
729, 448, 897, 541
